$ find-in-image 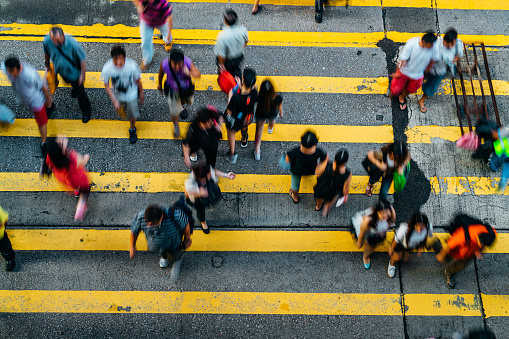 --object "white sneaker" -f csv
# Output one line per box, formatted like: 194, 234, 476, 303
170, 258, 183, 281
268, 128, 273, 134
159, 258, 169, 268
254, 150, 260, 161
387, 261, 396, 278
190, 154, 197, 162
